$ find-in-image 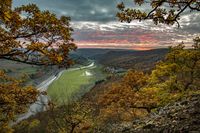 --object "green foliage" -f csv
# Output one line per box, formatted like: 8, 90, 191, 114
48, 68, 93, 104
150, 43, 200, 91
